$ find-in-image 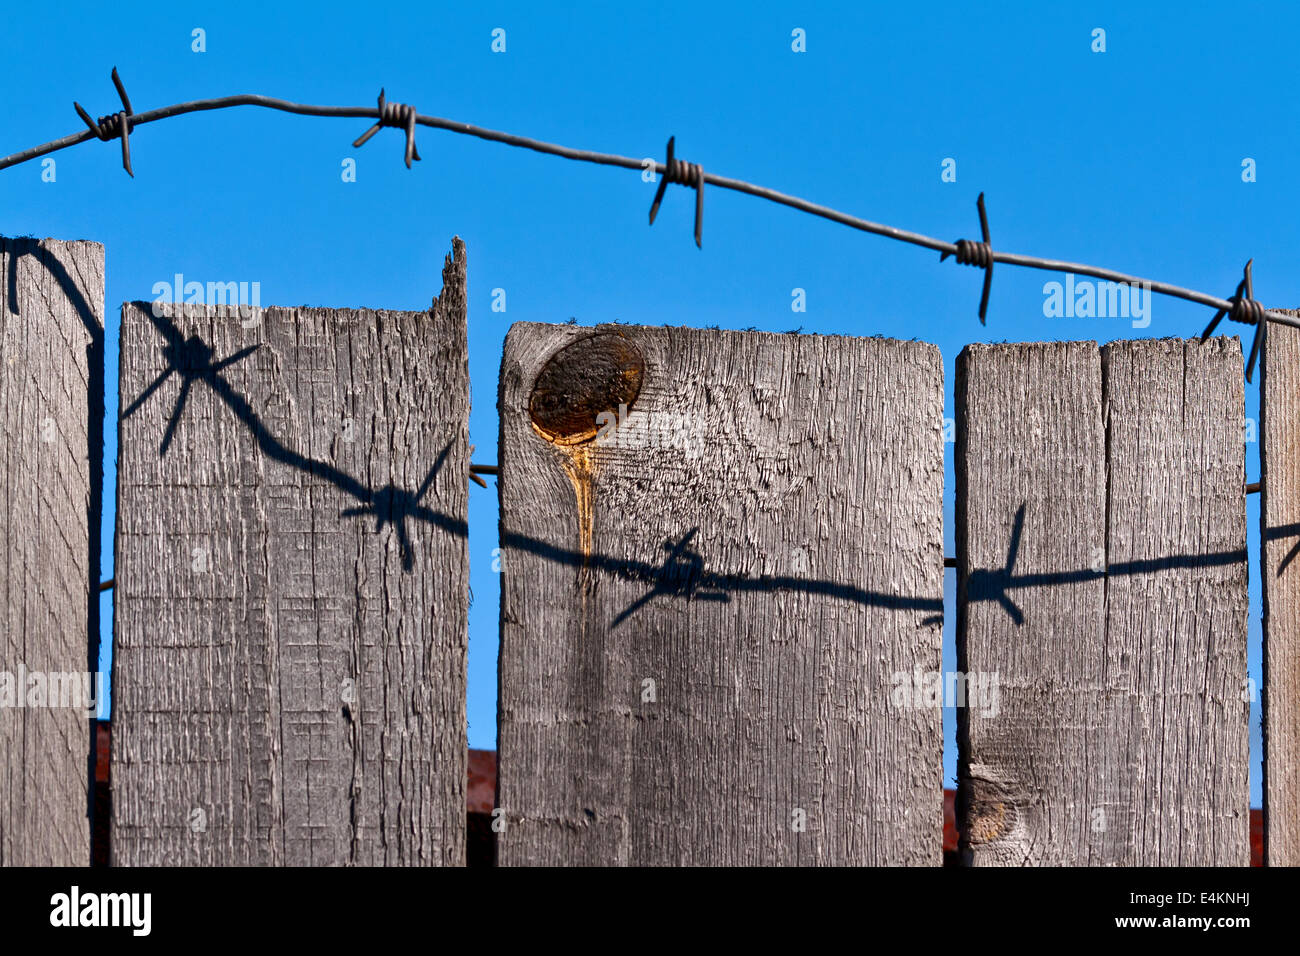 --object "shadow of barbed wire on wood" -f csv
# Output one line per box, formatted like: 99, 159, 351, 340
121, 307, 468, 571
965, 503, 1249, 625
117, 313, 1255, 627
124, 309, 957, 616
502, 526, 947, 628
